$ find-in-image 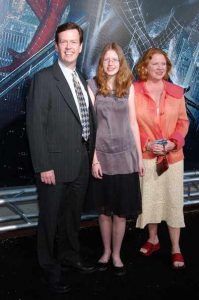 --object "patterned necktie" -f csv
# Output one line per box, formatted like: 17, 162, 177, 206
72, 71, 90, 141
